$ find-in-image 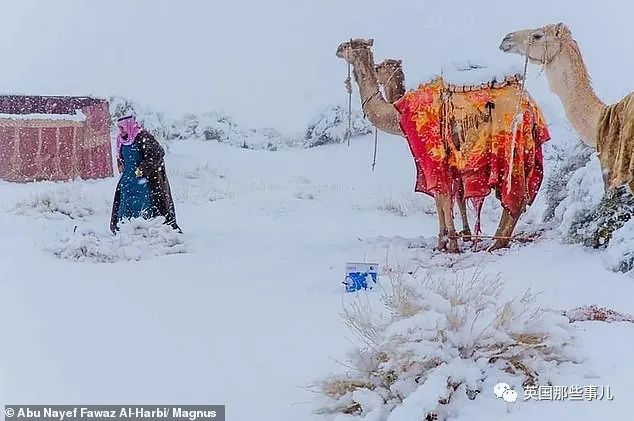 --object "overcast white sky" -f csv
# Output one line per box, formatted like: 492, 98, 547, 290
0, 1, 630, 133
